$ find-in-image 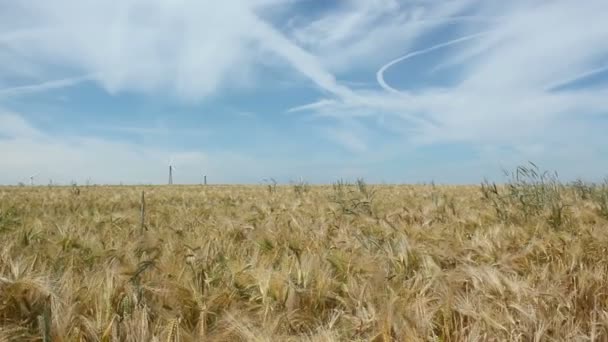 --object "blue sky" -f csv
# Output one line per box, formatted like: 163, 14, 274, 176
1, 0, 607, 185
